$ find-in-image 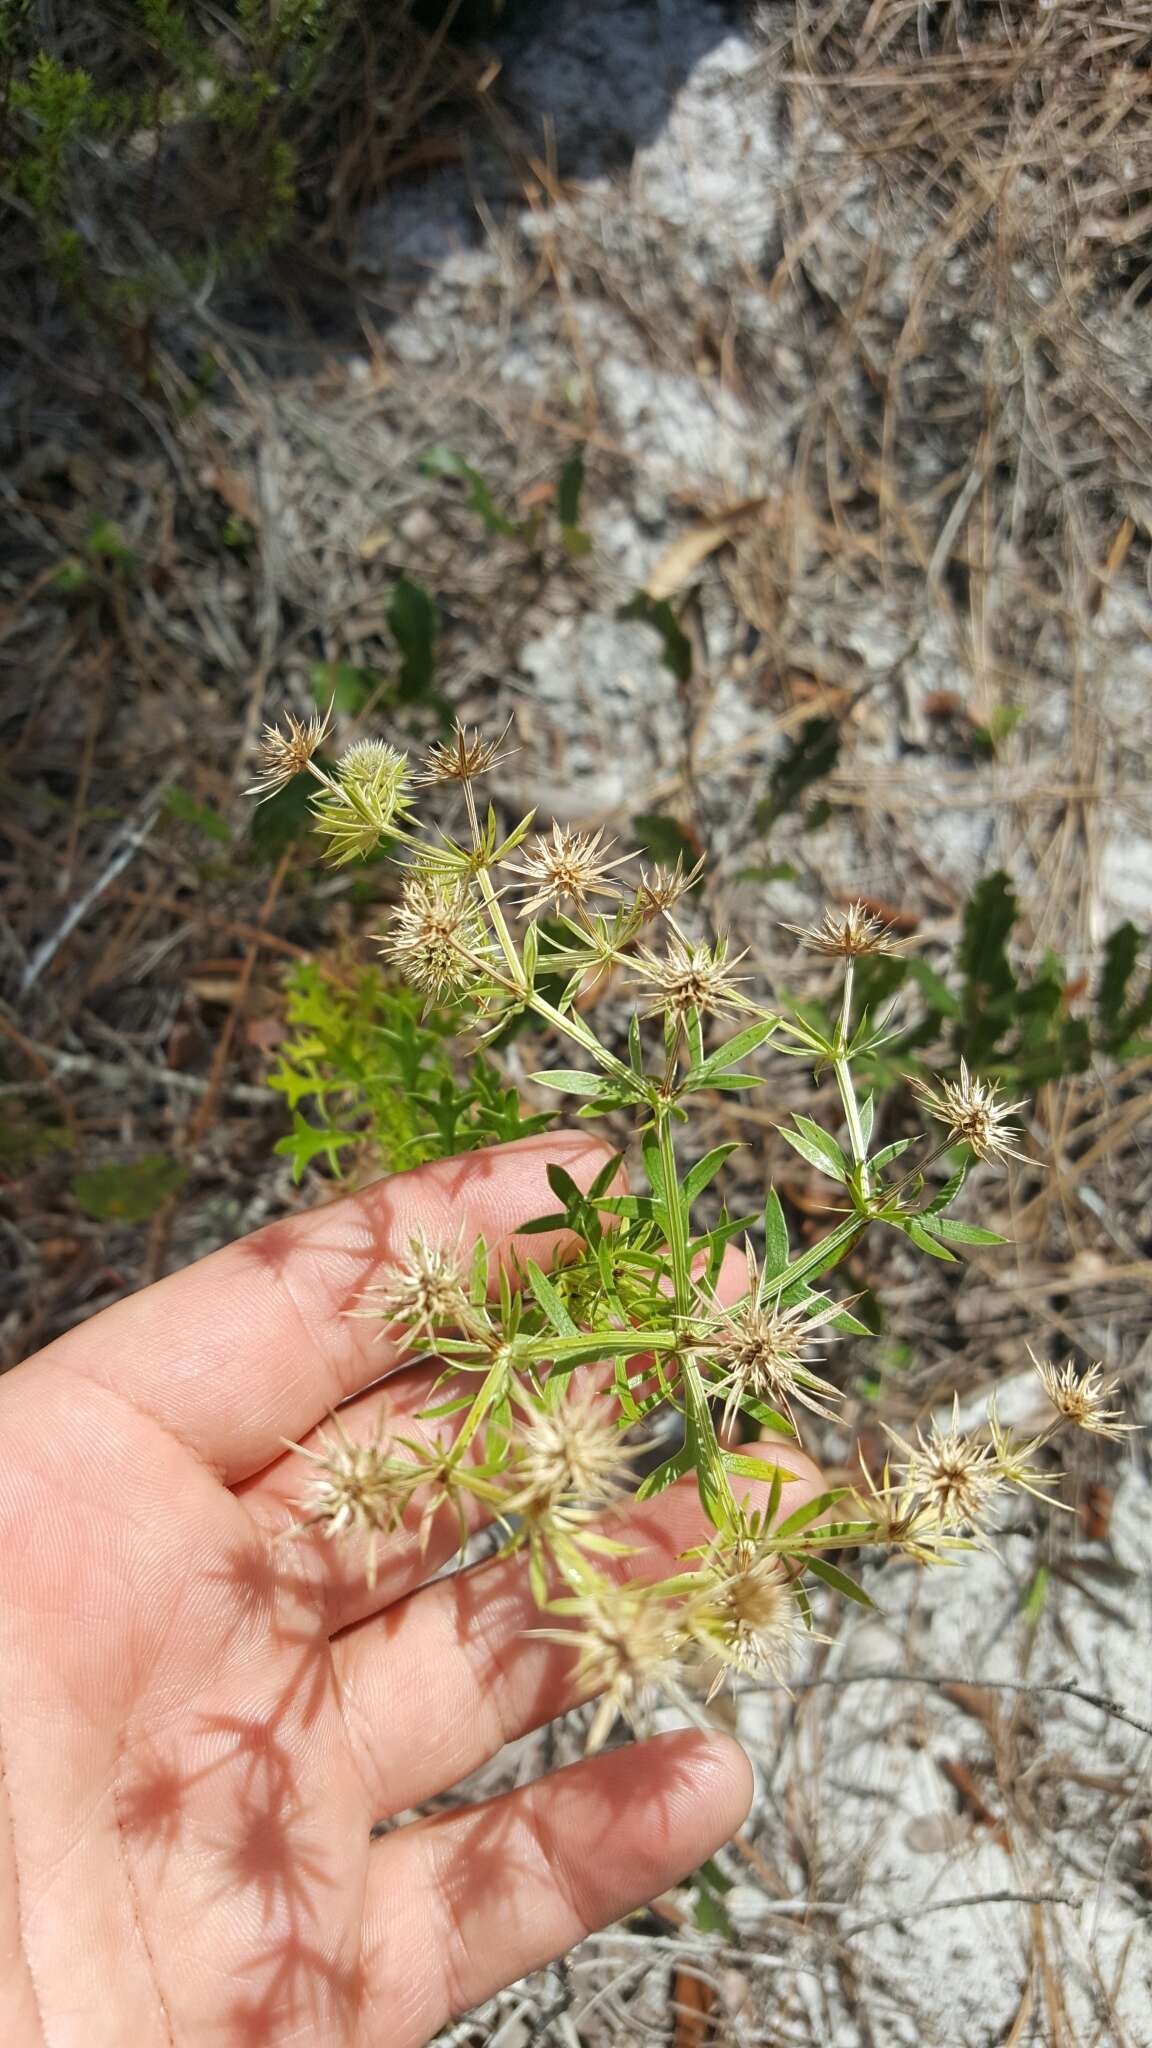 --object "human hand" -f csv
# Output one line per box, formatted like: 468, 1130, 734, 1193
0, 1133, 821, 2046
